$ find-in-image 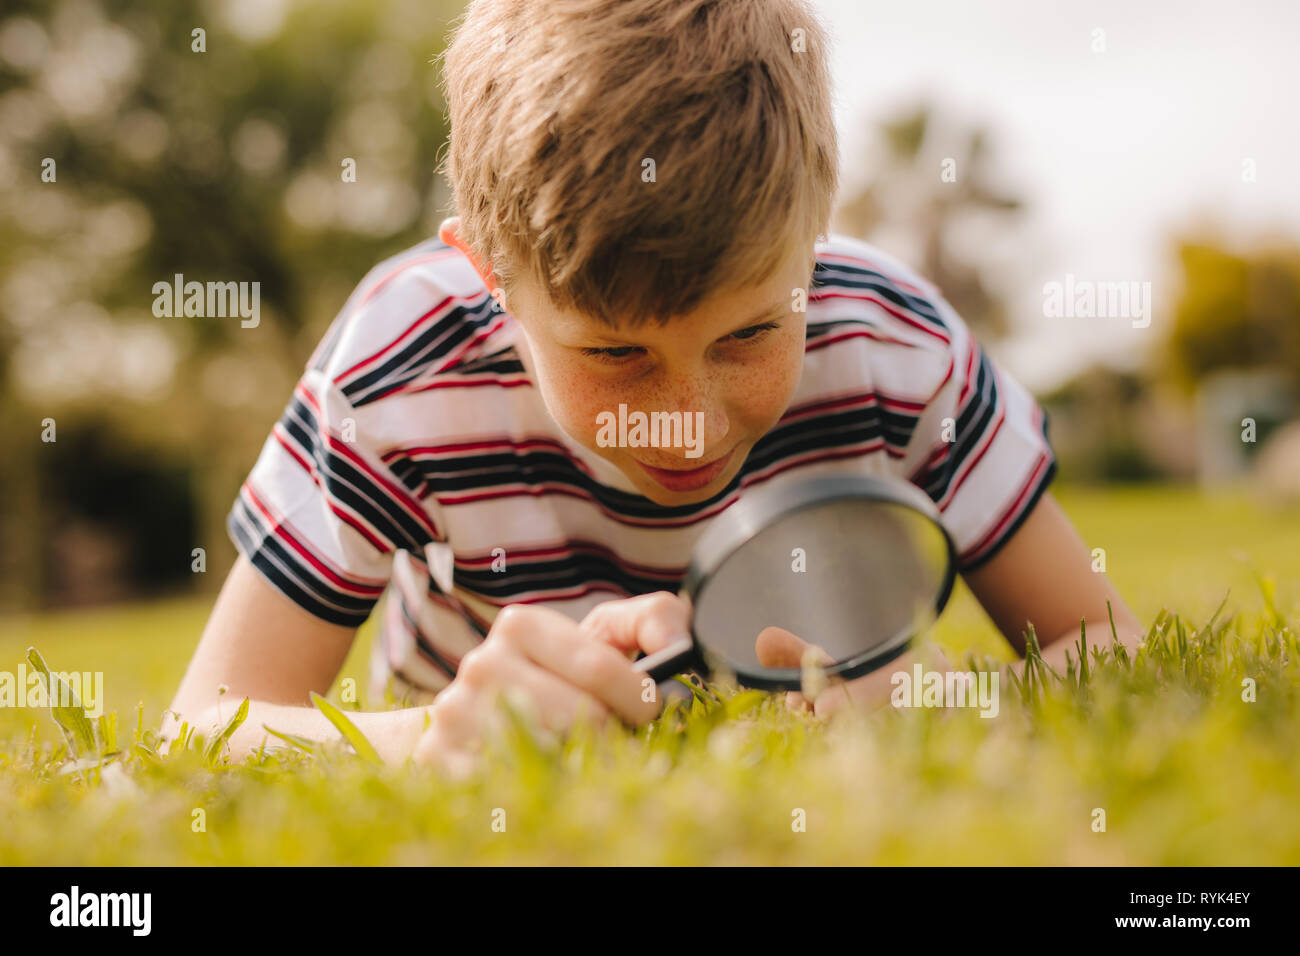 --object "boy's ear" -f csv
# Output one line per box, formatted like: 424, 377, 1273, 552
439, 217, 505, 300
436, 216, 460, 247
